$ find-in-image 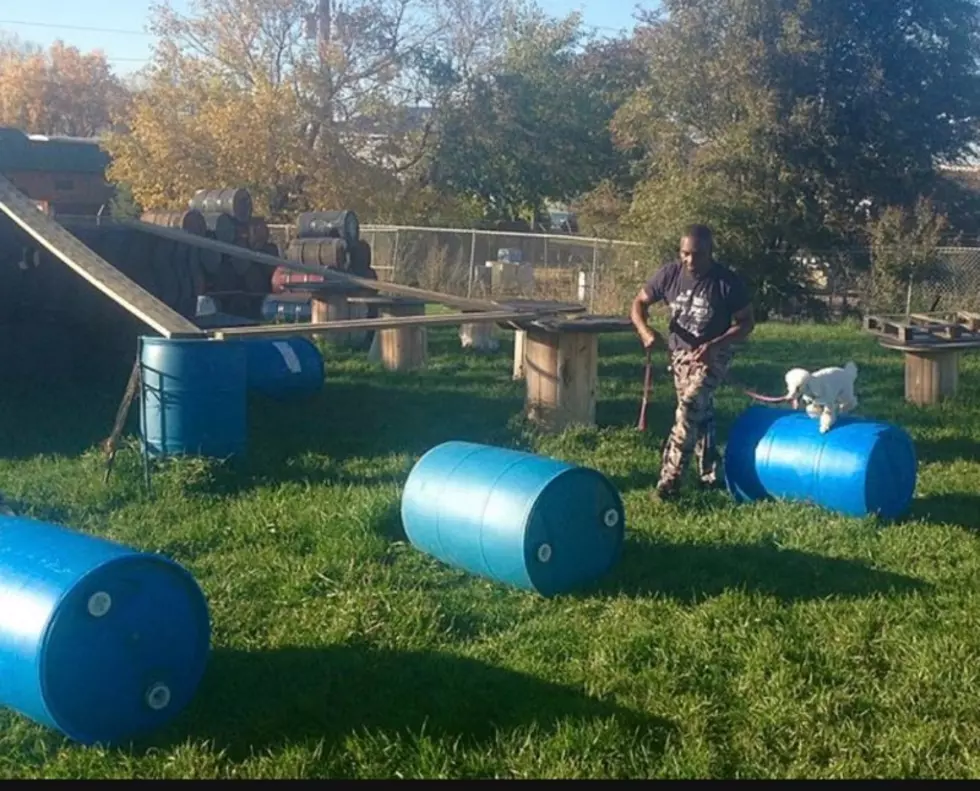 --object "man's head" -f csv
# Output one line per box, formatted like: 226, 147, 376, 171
679, 224, 714, 274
